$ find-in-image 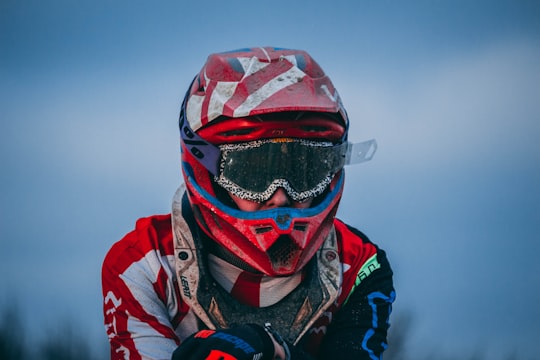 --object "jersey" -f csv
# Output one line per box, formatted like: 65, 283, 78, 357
102, 192, 395, 360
